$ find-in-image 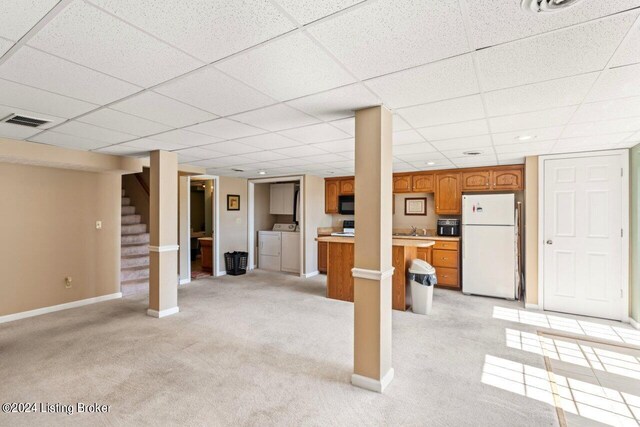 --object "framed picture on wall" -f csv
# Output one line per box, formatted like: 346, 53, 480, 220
405, 197, 427, 216
227, 194, 240, 211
